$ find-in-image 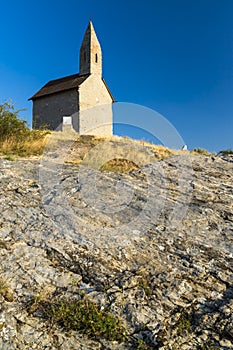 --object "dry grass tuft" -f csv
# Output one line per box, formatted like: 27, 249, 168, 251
100, 158, 140, 173
0, 131, 50, 157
